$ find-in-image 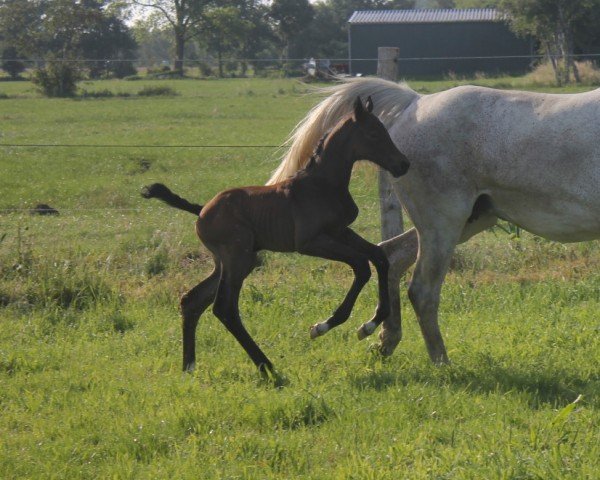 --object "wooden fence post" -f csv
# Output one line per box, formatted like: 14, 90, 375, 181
377, 47, 404, 241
